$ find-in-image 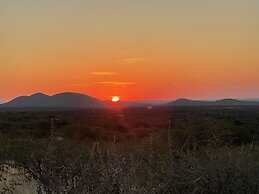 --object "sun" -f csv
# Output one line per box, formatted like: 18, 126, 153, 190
112, 96, 120, 102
